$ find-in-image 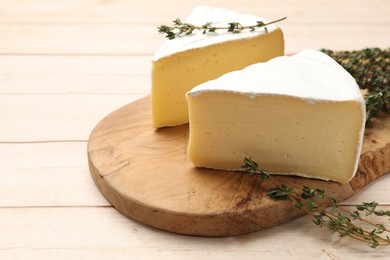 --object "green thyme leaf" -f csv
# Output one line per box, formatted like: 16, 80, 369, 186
158, 17, 286, 40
